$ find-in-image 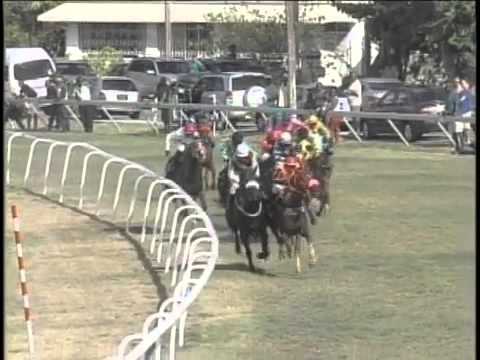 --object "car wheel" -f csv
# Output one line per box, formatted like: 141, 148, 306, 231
129, 112, 140, 120
403, 123, 419, 143
361, 121, 375, 139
